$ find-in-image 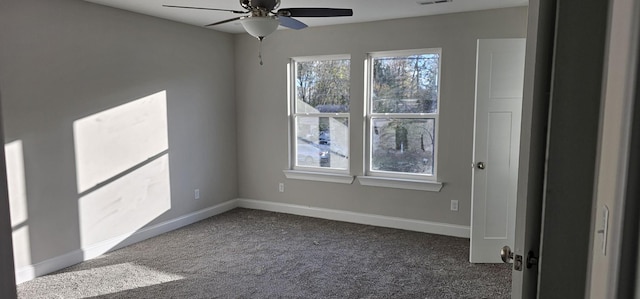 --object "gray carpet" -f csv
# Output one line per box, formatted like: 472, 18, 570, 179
17, 208, 511, 298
